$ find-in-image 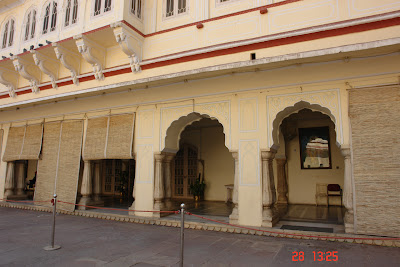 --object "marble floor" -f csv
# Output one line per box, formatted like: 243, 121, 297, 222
281, 204, 345, 224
